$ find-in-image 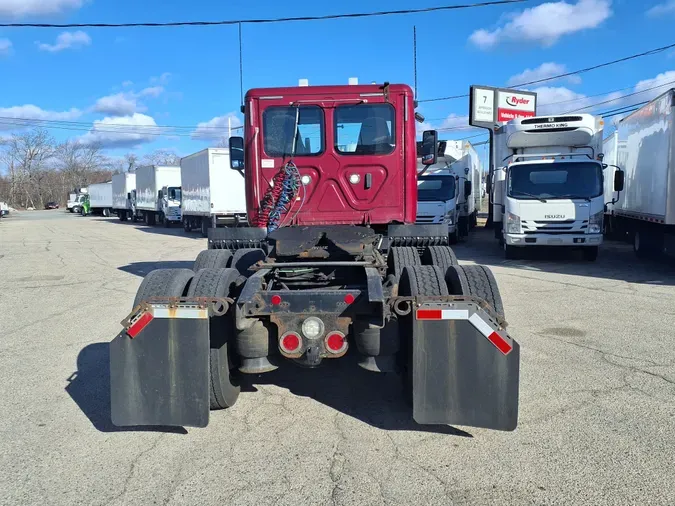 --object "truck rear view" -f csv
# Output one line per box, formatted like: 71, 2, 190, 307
180, 148, 247, 236
109, 82, 520, 433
